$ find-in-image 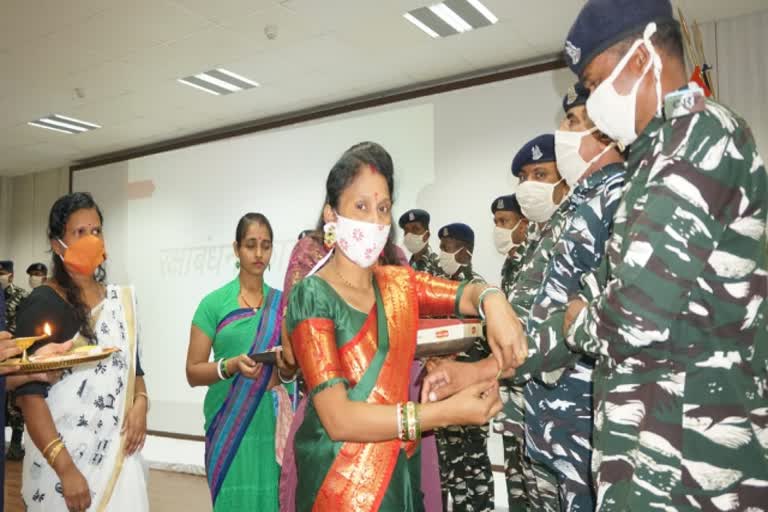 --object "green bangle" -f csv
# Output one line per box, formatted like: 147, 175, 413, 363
415, 404, 422, 441
220, 358, 231, 379
400, 403, 408, 441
